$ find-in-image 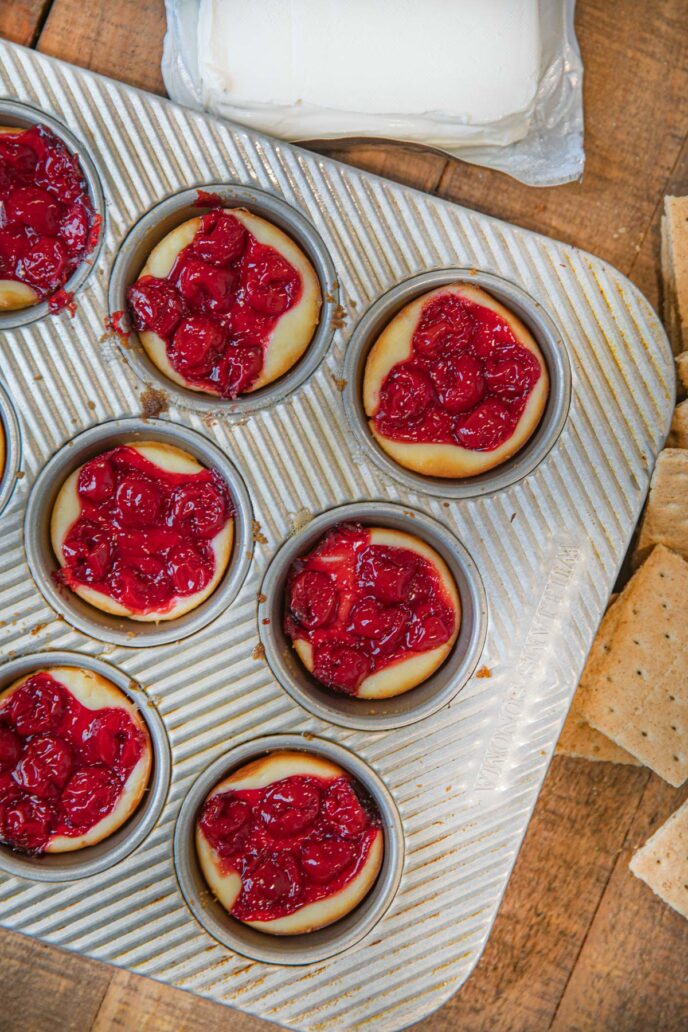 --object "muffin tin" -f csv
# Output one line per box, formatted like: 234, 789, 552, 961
0, 42, 674, 1032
